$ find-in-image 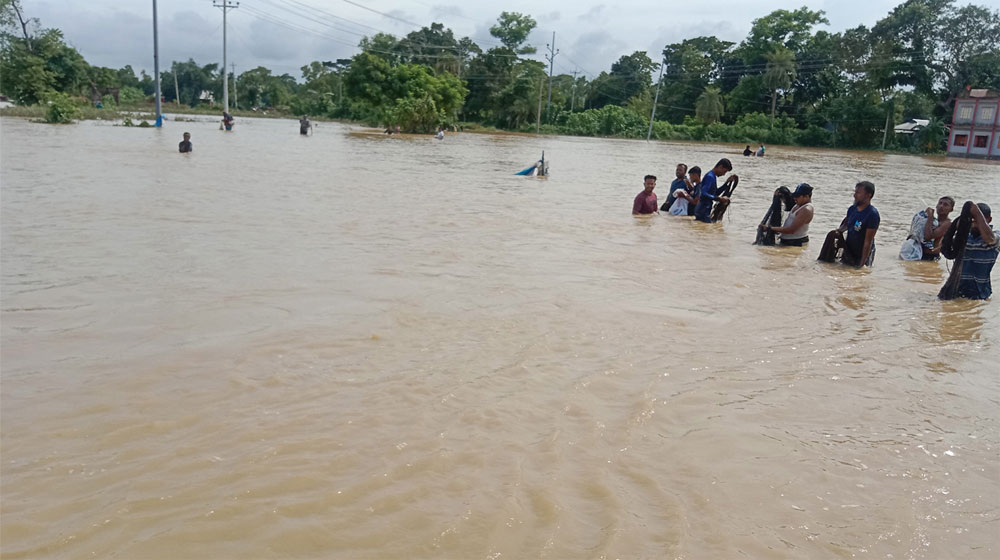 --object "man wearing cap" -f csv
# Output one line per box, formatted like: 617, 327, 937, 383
954, 202, 999, 299
761, 184, 813, 246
